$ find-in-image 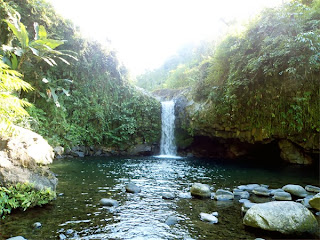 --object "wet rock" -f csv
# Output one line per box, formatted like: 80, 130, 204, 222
165, 216, 179, 225
125, 182, 141, 193
190, 183, 211, 198
305, 185, 320, 193
241, 201, 256, 214
74, 151, 85, 158
53, 146, 64, 158
162, 192, 175, 200
59, 233, 67, 240
297, 195, 313, 208
282, 184, 308, 197
273, 191, 292, 201
270, 189, 285, 195
243, 201, 318, 234
238, 184, 260, 193
239, 199, 250, 204
252, 187, 270, 197
215, 189, 234, 201
200, 212, 218, 223
211, 211, 218, 216
308, 193, 320, 210
178, 192, 192, 199
100, 198, 119, 207
6, 237, 27, 240
65, 229, 74, 235
233, 189, 250, 199
33, 222, 42, 229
